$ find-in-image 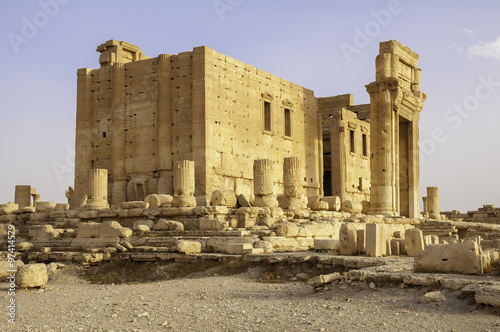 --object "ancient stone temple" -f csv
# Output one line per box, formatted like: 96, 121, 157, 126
72, 39, 425, 216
